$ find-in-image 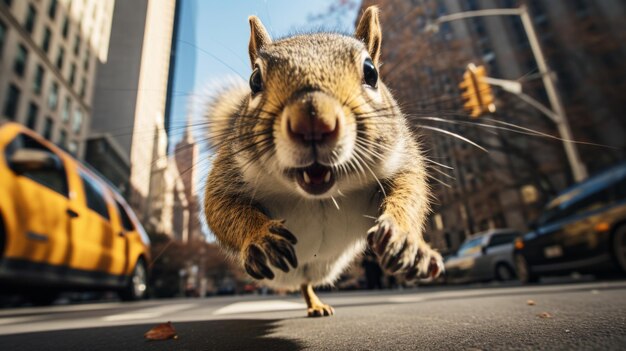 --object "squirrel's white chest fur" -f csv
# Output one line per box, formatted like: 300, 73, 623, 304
257, 188, 379, 290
